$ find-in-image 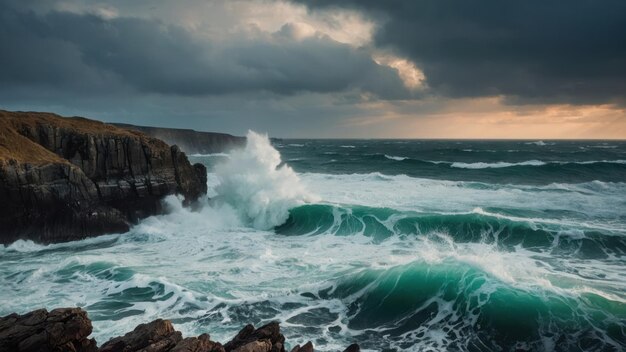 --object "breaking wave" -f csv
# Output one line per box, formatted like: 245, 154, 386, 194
211, 131, 317, 229
2, 135, 625, 351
